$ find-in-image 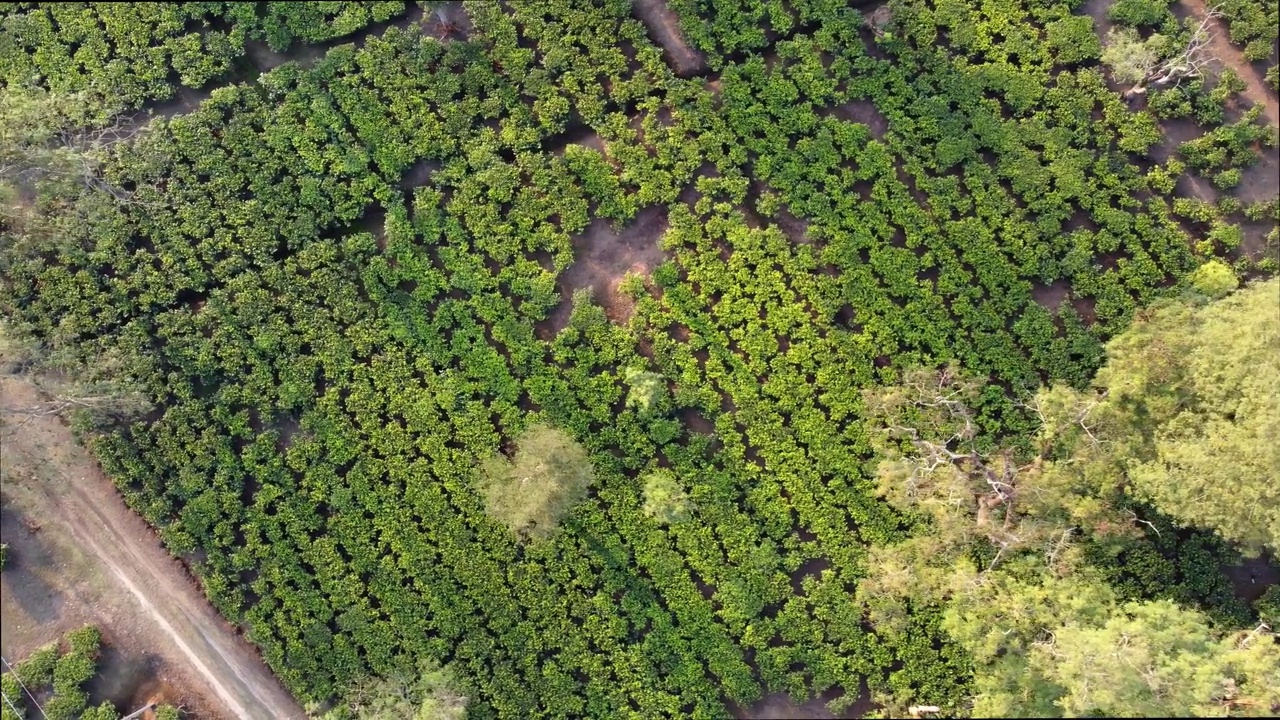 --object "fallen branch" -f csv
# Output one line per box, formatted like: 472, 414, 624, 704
1127, 7, 1224, 97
